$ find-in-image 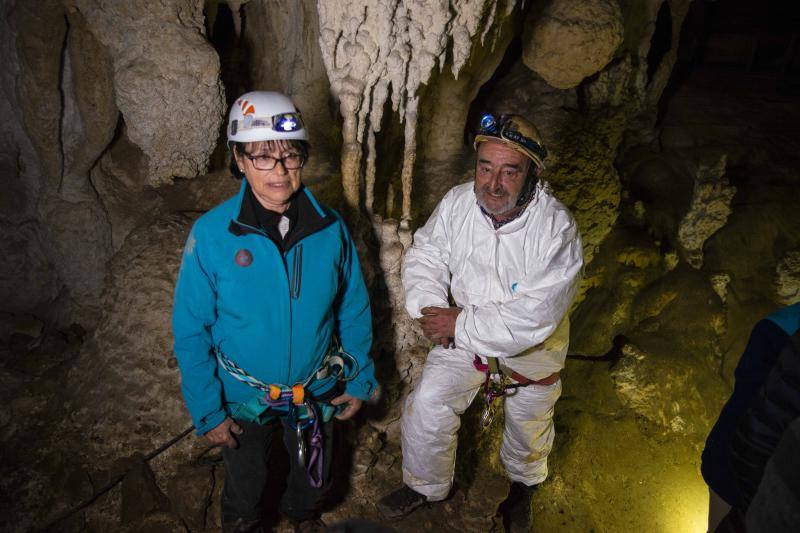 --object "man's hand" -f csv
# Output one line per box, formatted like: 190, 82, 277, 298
419, 306, 462, 346
331, 393, 363, 420
205, 417, 243, 448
